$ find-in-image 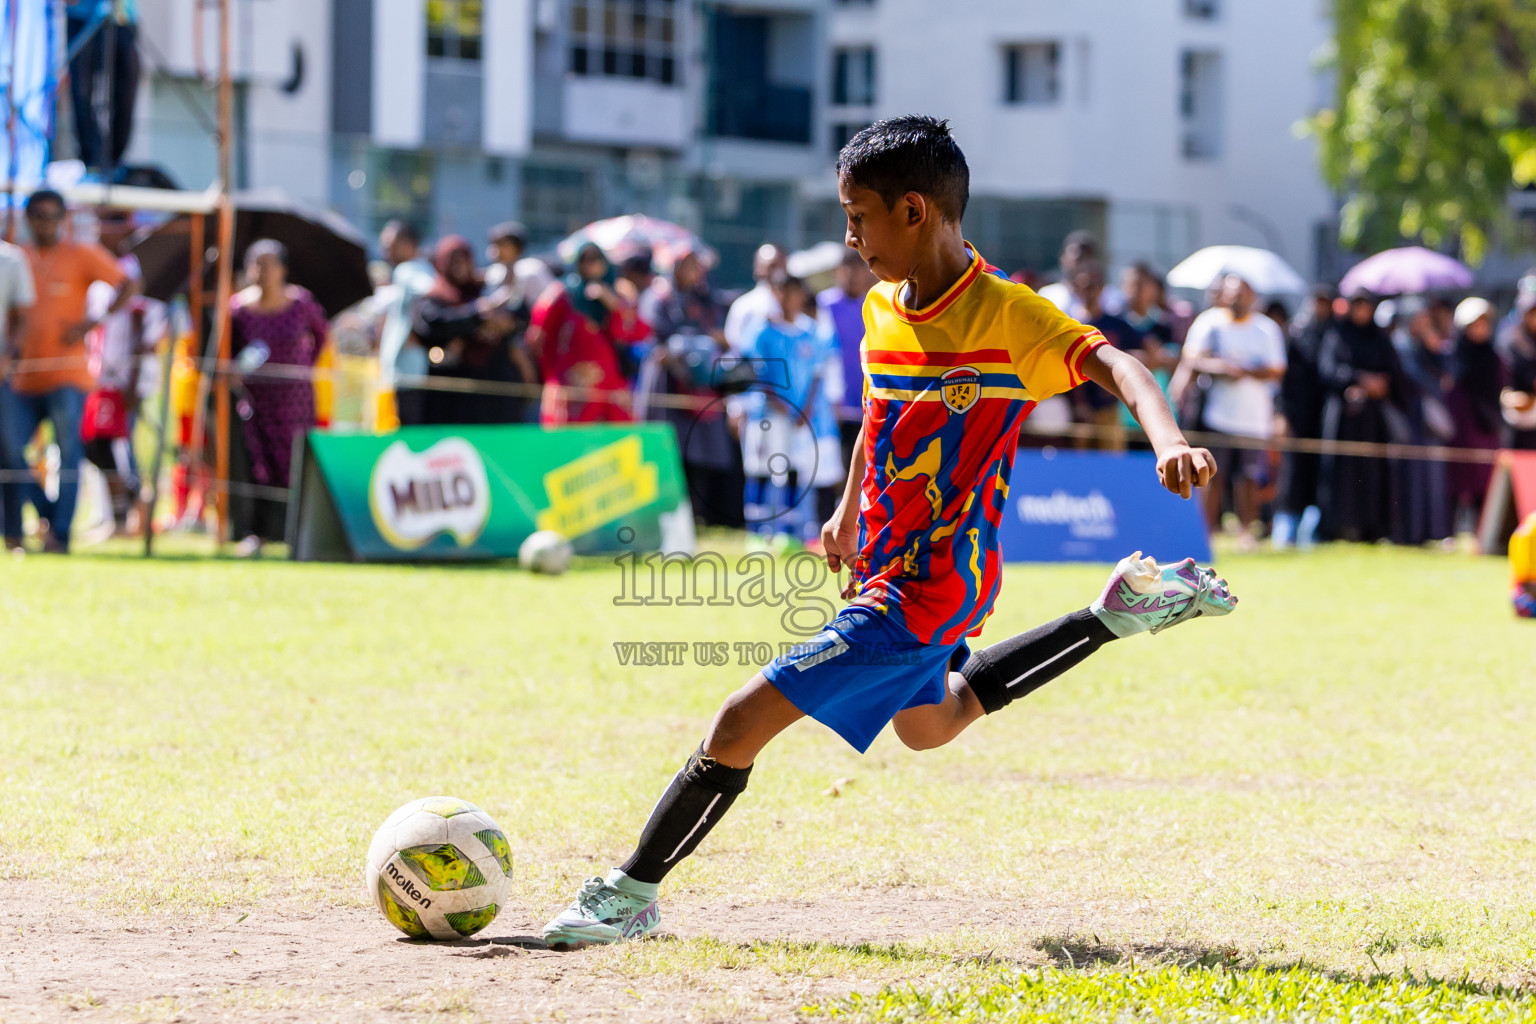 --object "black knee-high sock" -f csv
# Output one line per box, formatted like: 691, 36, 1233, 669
960, 609, 1116, 714
619, 745, 751, 884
